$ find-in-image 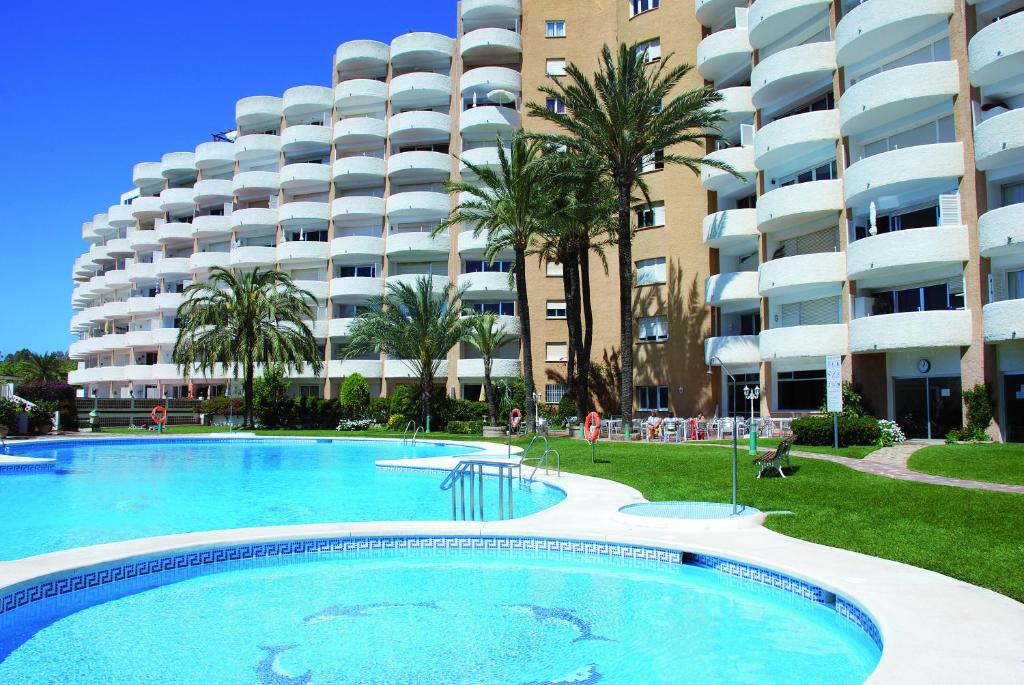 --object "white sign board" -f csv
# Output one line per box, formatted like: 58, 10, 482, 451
826, 355, 843, 413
